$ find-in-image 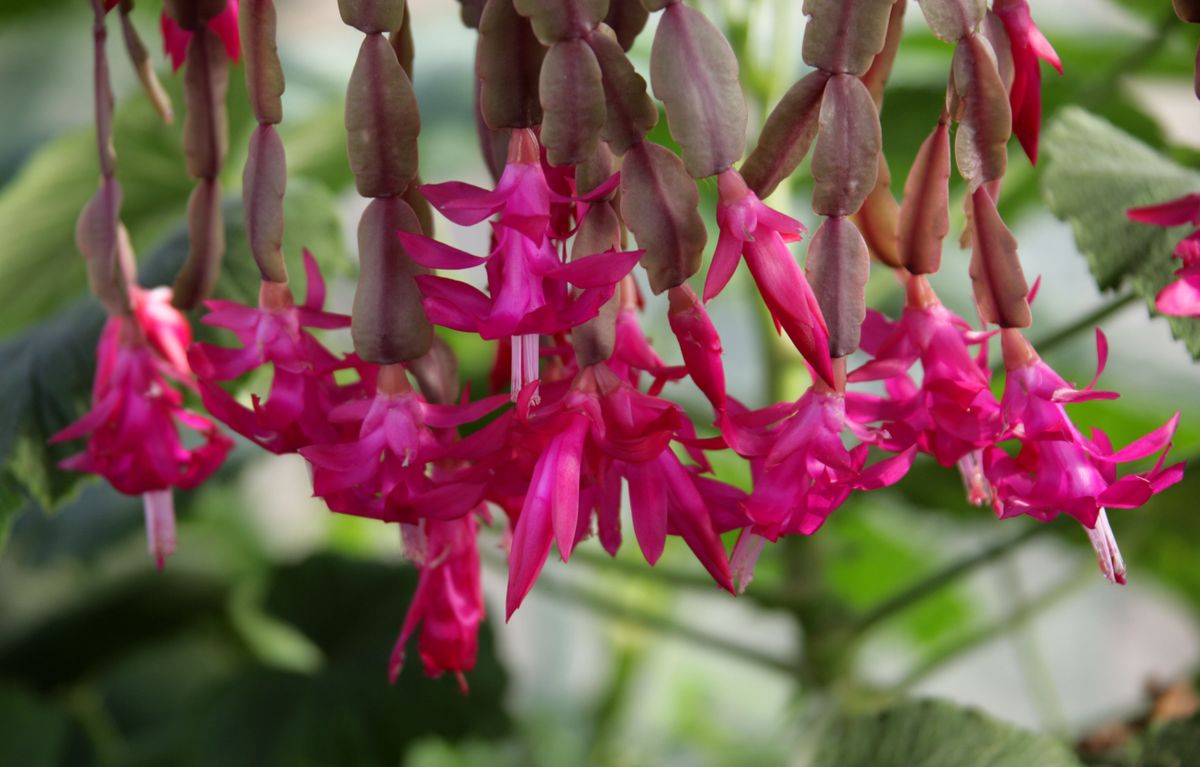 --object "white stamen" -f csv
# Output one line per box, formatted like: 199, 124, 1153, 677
956, 451, 993, 507
730, 531, 768, 595
142, 489, 177, 570
510, 334, 541, 404
1085, 508, 1127, 585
